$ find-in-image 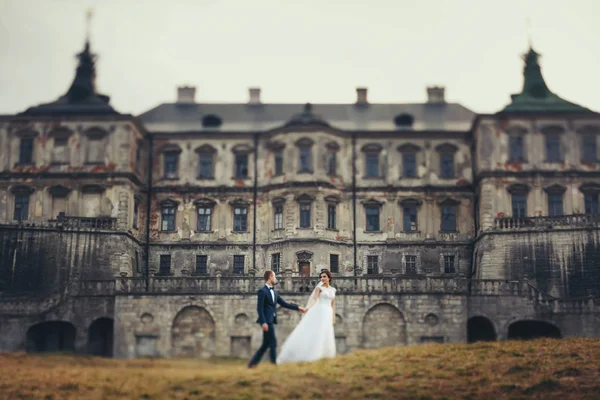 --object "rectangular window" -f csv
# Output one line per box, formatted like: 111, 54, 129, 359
159, 255, 171, 275
299, 203, 311, 228
274, 150, 284, 175
326, 151, 337, 176
403, 207, 418, 232
547, 194, 563, 217
440, 153, 455, 179
585, 193, 599, 215
327, 204, 336, 229
195, 255, 208, 274
582, 135, 597, 162
441, 206, 456, 232
87, 138, 105, 164
135, 144, 142, 173
403, 152, 416, 177
198, 155, 214, 179
367, 255, 379, 275
546, 135, 562, 162
271, 253, 281, 273
365, 153, 379, 177
13, 194, 29, 221
197, 207, 212, 232
133, 200, 139, 229
512, 194, 527, 218
52, 138, 69, 164
233, 207, 248, 232
235, 153, 248, 178
330, 254, 339, 273
19, 138, 34, 164
299, 146, 311, 172
405, 255, 417, 275
161, 205, 176, 231
163, 153, 178, 178
274, 205, 283, 230
233, 255, 245, 274
365, 206, 380, 231
444, 255, 456, 274
509, 136, 524, 162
